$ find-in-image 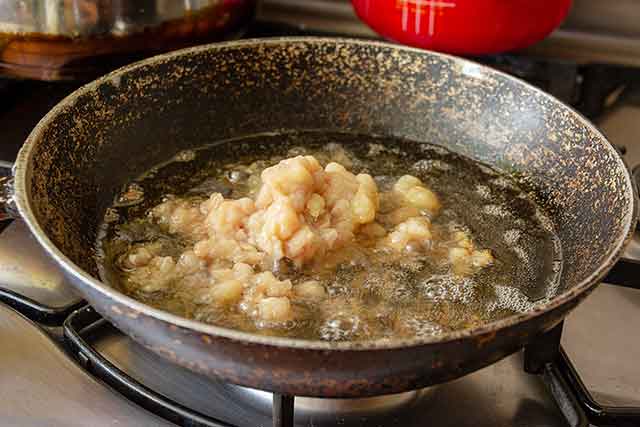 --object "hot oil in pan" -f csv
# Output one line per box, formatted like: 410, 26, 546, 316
97, 132, 562, 342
